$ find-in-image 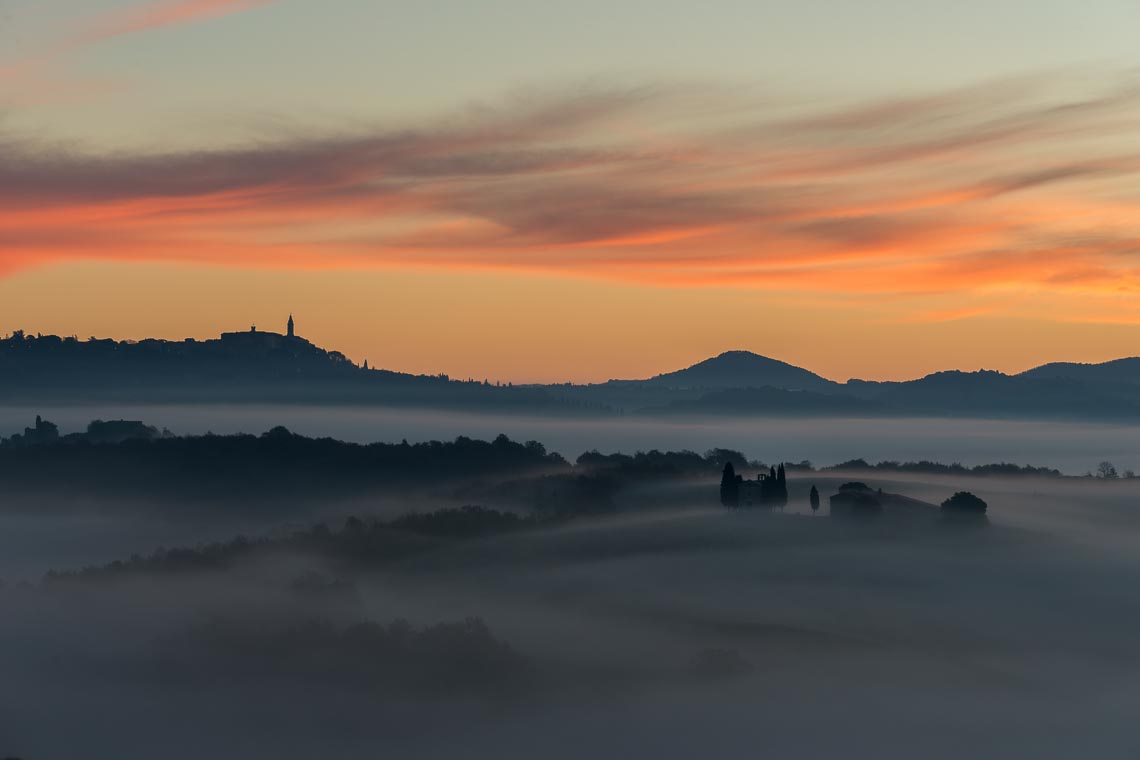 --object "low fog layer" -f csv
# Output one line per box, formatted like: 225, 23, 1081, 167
4, 467, 1140, 759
